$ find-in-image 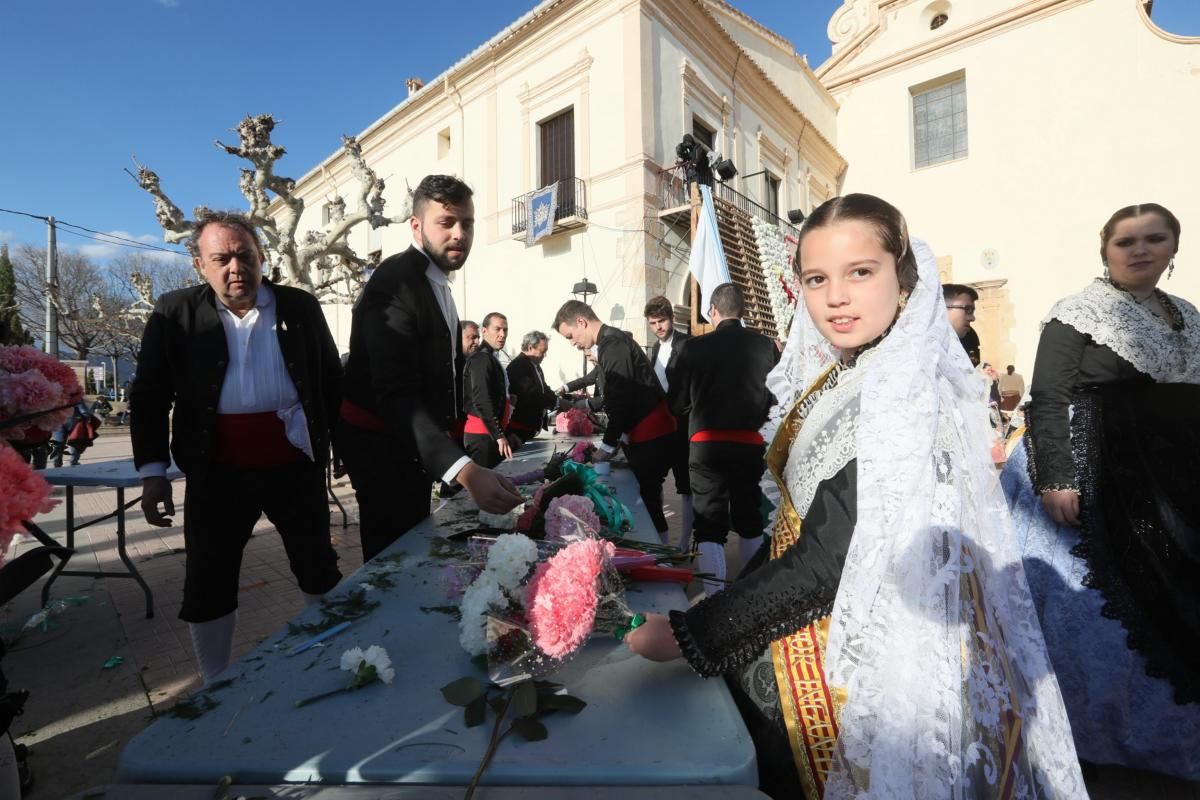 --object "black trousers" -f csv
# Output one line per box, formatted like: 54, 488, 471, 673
669, 423, 691, 496
337, 419, 433, 561
181, 459, 341, 623
626, 433, 674, 534
464, 432, 503, 468
691, 441, 767, 545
